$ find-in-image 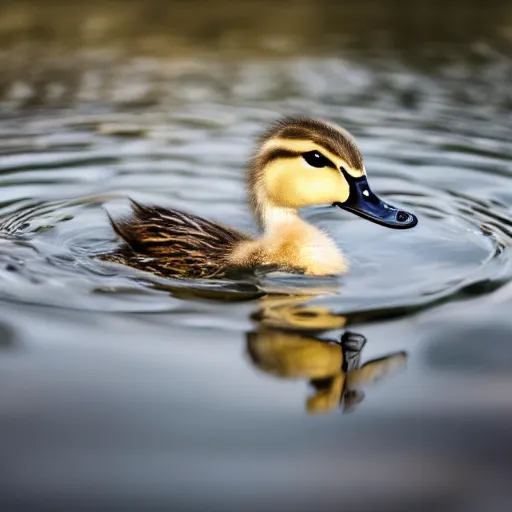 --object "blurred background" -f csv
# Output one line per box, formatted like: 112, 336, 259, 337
0, 1, 512, 511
